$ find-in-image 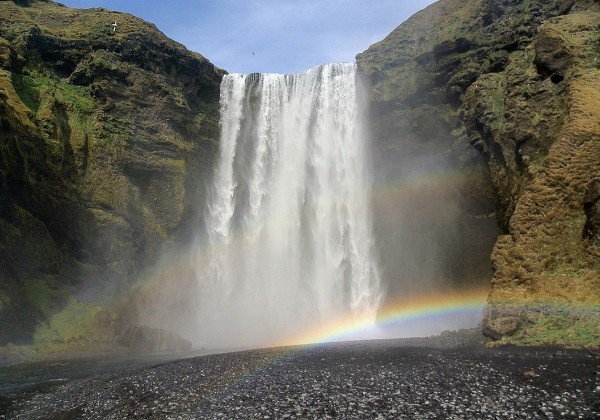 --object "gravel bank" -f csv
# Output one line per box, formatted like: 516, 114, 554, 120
1, 336, 599, 419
